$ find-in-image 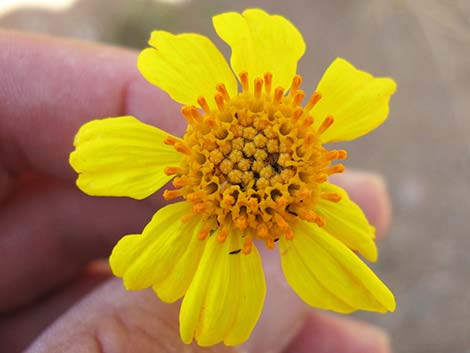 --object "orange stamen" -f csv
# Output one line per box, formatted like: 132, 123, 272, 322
197, 227, 210, 240
180, 106, 194, 124
292, 90, 305, 107
318, 115, 334, 134
315, 173, 328, 183
254, 77, 263, 99
289, 75, 302, 97
163, 189, 181, 200
304, 132, 315, 146
301, 115, 314, 129
315, 215, 326, 227
266, 238, 275, 249
239, 71, 249, 92
325, 150, 339, 160
215, 93, 225, 111
216, 83, 230, 100
163, 136, 178, 146
164, 166, 183, 176
264, 72, 272, 94
175, 142, 191, 155
189, 106, 203, 123
293, 107, 304, 120
273, 87, 284, 104
197, 96, 211, 114
217, 228, 228, 243
304, 91, 322, 111
242, 238, 253, 254
337, 150, 348, 160
325, 164, 345, 175
172, 176, 192, 187
320, 192, 342, 202
206, 118, 217, 128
